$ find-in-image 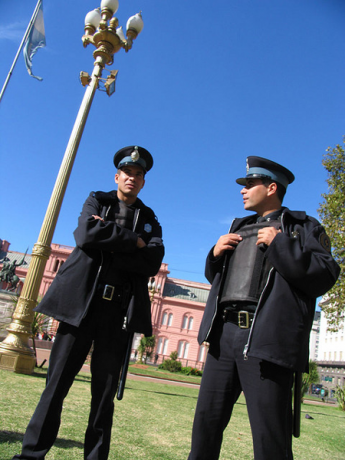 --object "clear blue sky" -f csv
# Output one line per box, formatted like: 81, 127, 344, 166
0, 0, 344, 283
